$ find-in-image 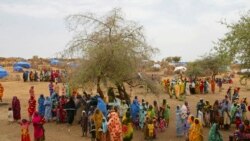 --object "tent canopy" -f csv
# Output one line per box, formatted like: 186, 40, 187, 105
174, 66, 187, 72
0, 68, 8, 79
50, 59, 60, 65
13, 66, 23, 72
14, 61, 31, 69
